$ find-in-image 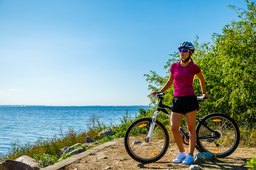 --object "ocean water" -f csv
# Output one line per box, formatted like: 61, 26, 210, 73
0, 105, 149, 155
